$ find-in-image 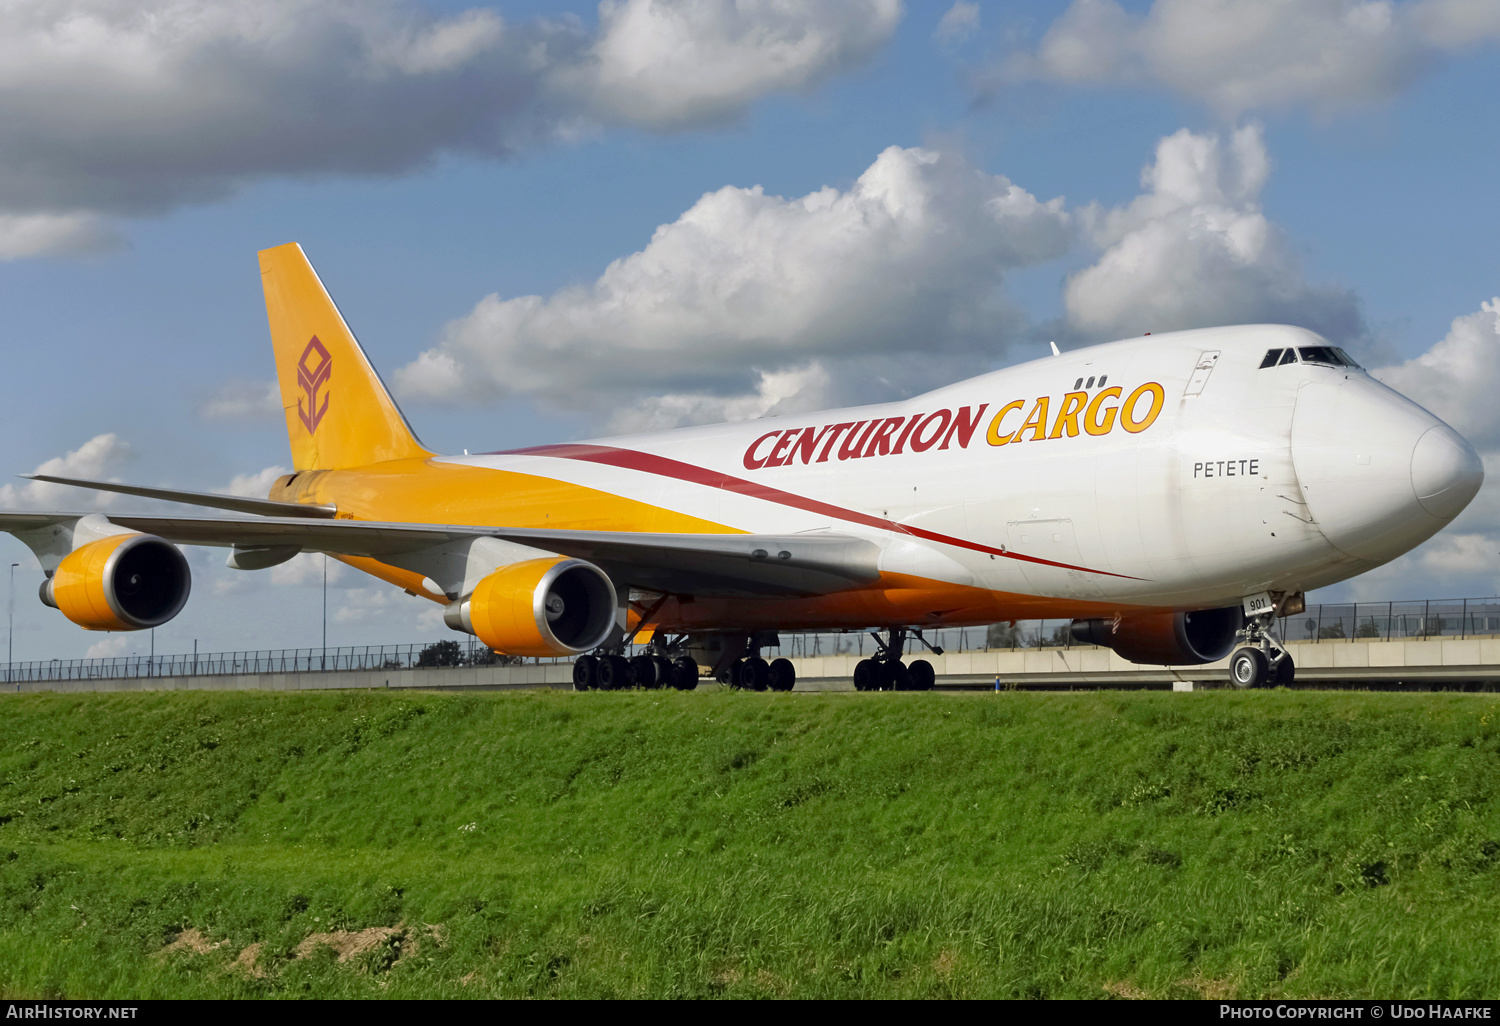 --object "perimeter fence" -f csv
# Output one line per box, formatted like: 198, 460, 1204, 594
6, 597, 1499, 684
